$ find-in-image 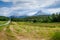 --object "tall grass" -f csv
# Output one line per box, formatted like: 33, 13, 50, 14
0, 21, 60, 40
51, 31, 60, 40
